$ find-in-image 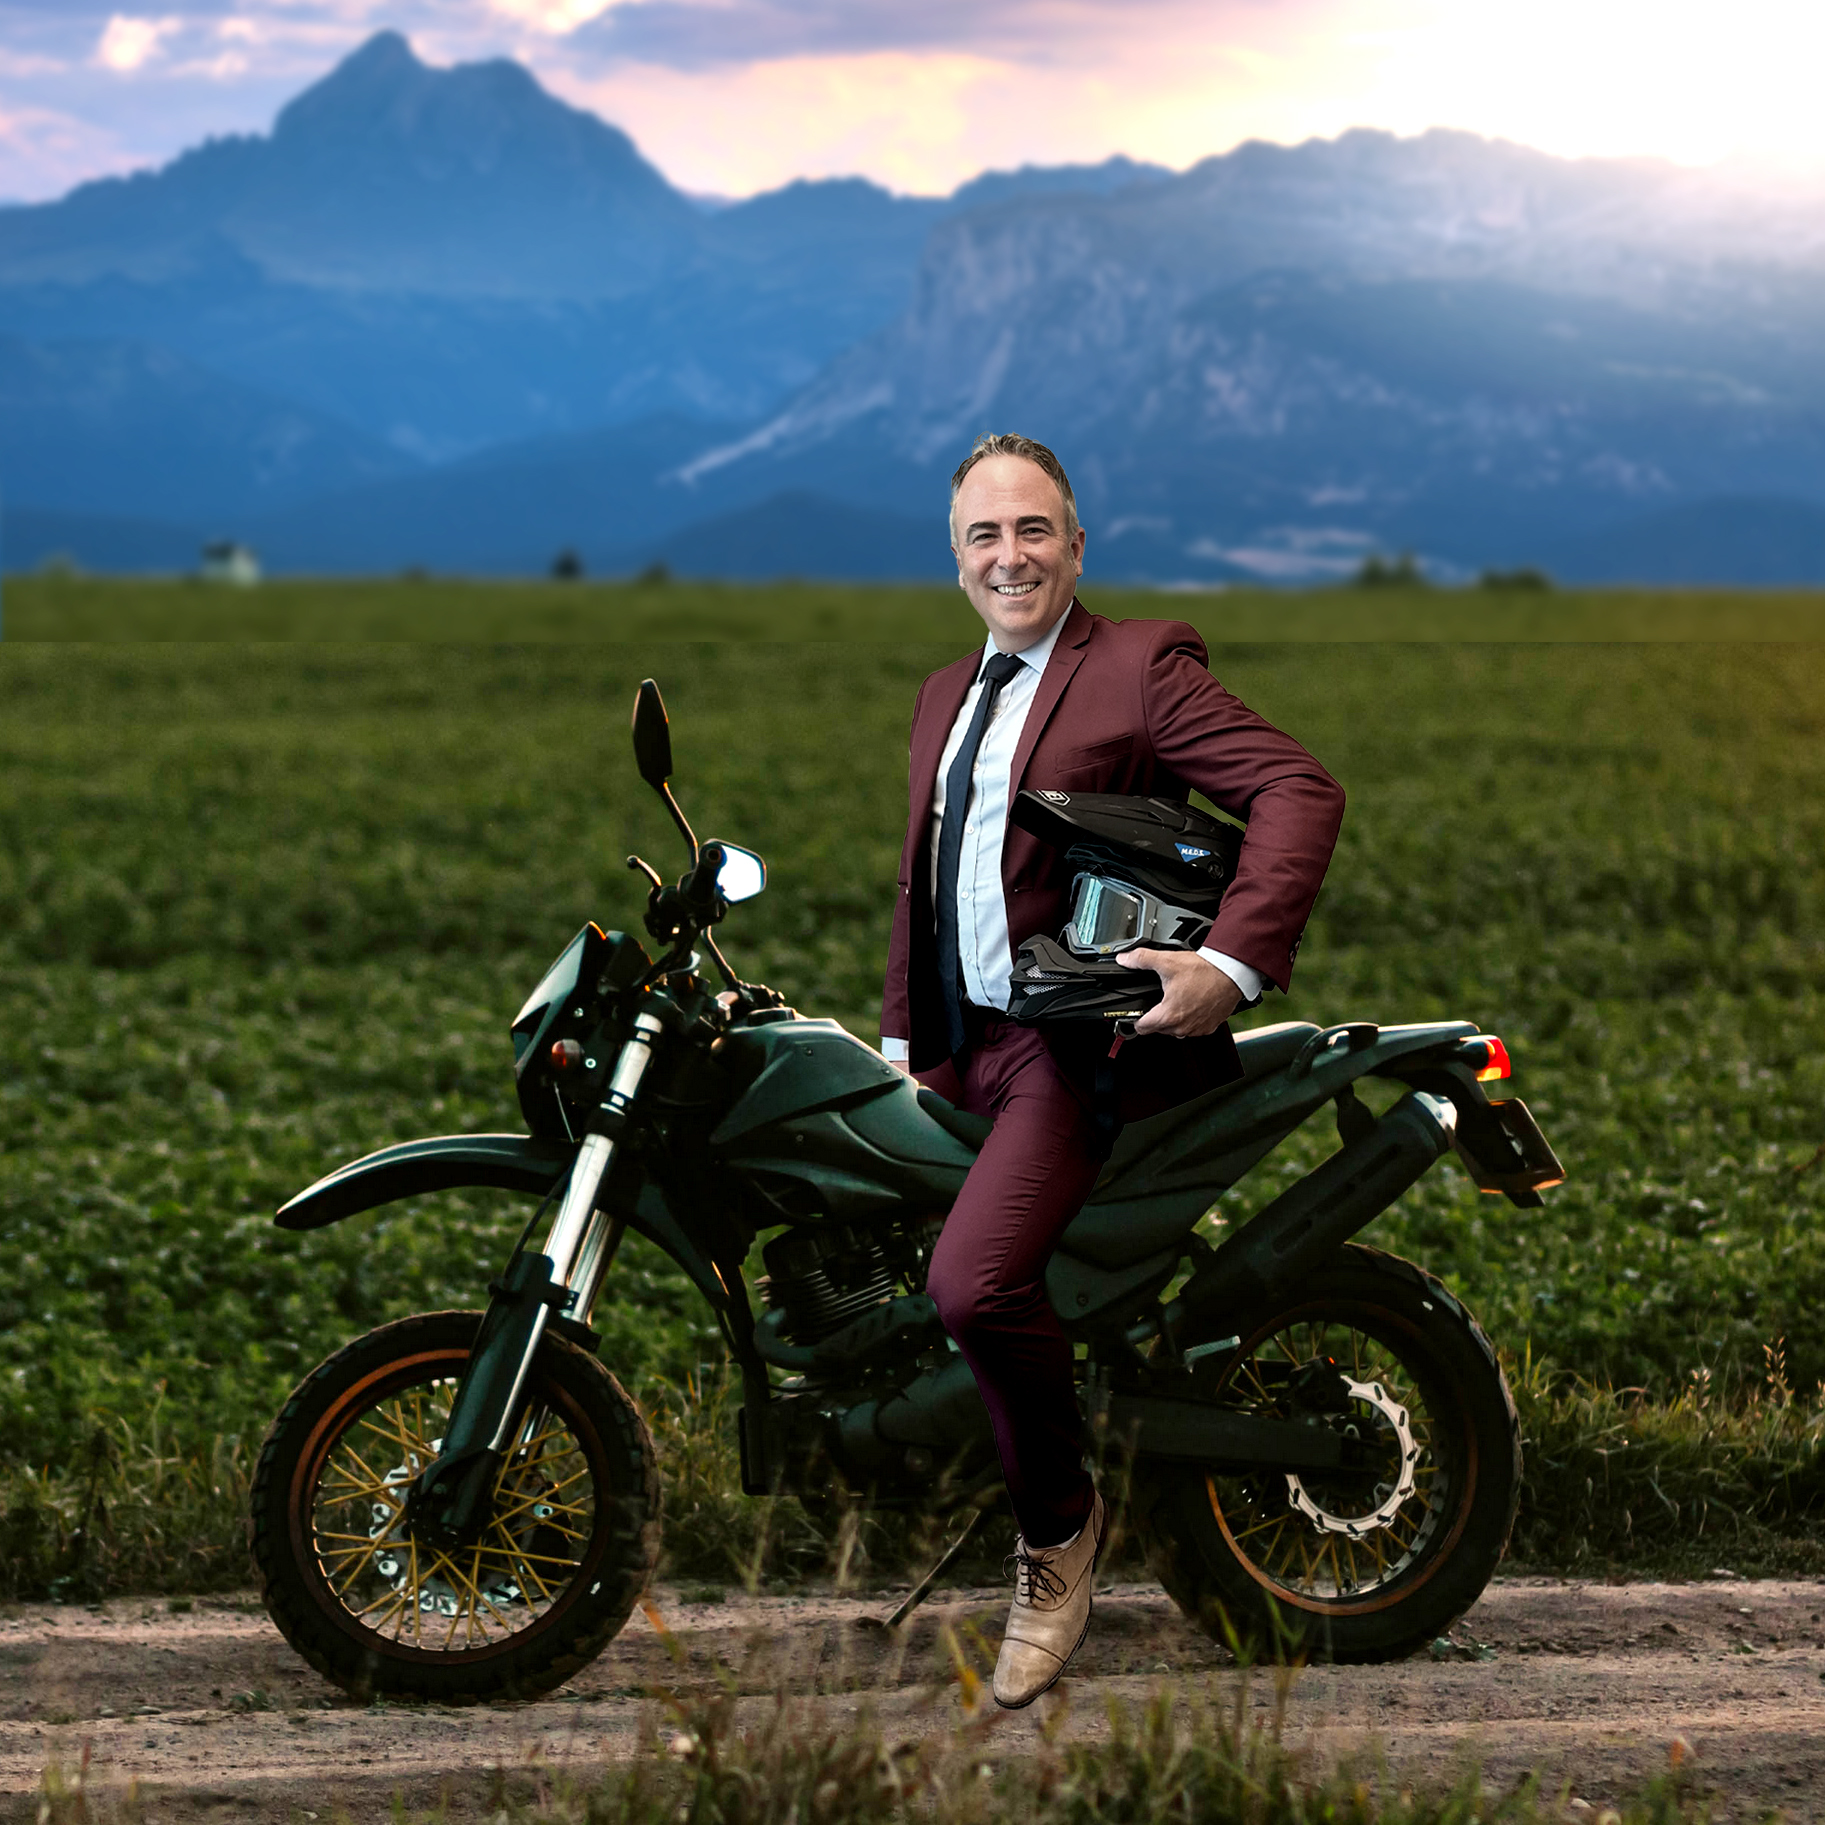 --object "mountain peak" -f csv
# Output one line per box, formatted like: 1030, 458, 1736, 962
269, 30, 659, 186
273, 31, 429, 141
